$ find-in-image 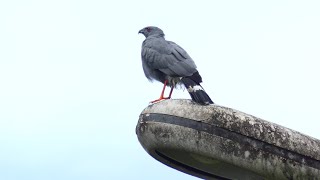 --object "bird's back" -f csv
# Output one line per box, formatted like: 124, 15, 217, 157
141, 36, 197, 81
